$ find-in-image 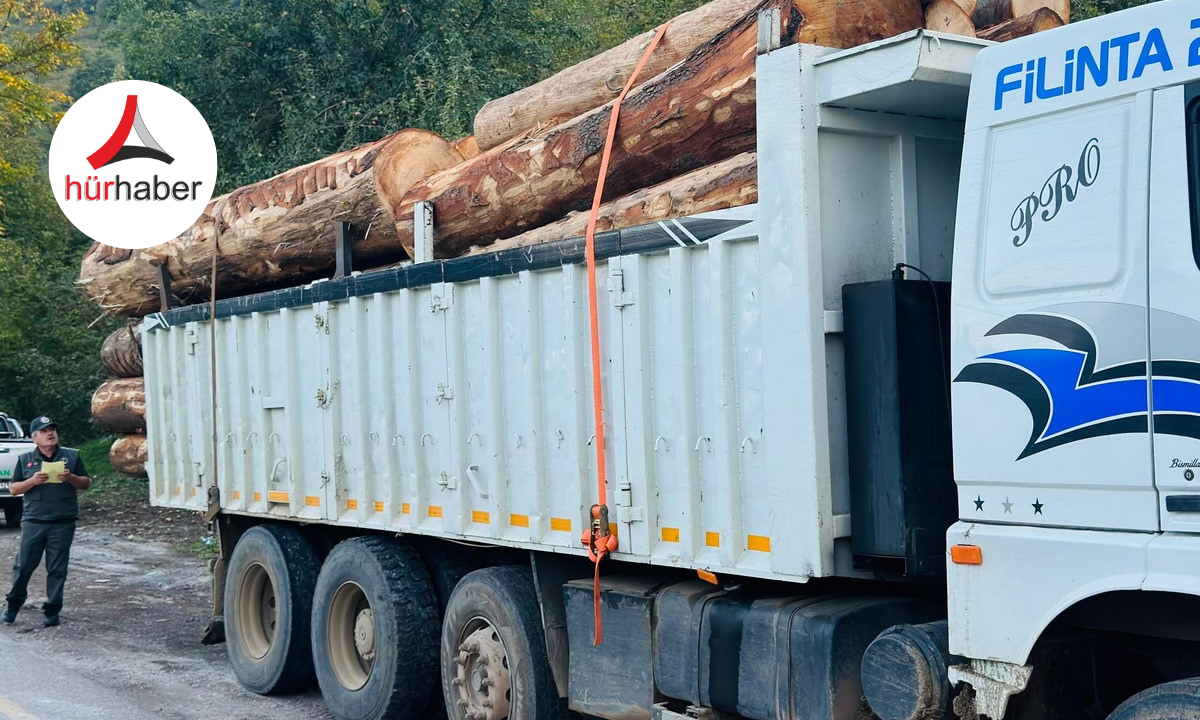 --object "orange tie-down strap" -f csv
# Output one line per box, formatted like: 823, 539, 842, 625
579, 19, 672, 646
